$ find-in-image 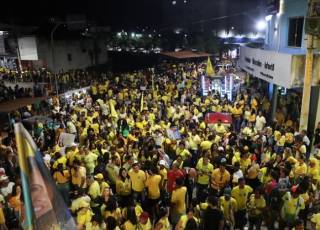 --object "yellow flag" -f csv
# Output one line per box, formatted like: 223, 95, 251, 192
206, 57, 215, 77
